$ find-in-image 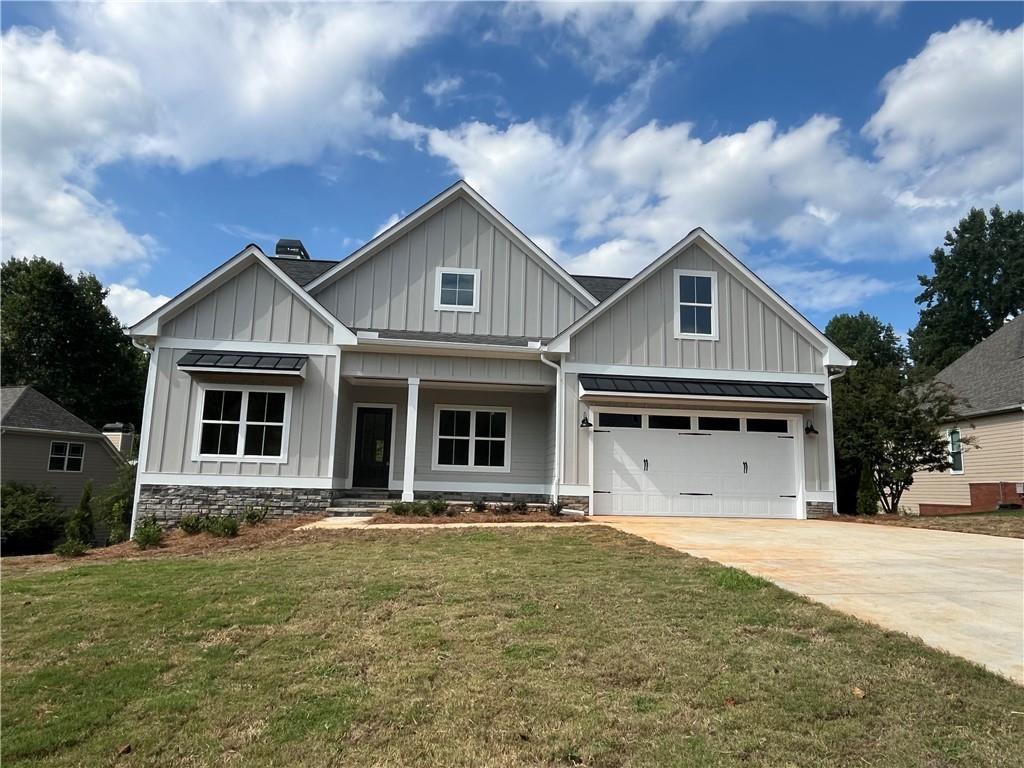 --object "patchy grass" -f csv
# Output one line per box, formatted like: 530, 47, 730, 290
3, 527, 1022, 768
368, 510, 588, 525
838, 509, 1024, 539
